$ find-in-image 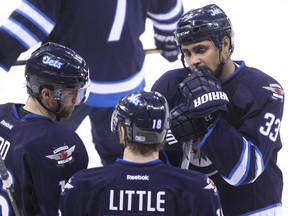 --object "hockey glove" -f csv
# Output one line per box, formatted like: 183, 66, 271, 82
179, 67, 229, 118
170, 103, 206, 143
154, 28, 179, 62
